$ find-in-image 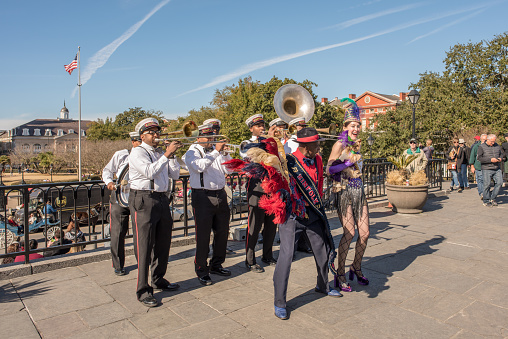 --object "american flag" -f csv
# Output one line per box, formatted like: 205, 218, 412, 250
64, 55, 78, 75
